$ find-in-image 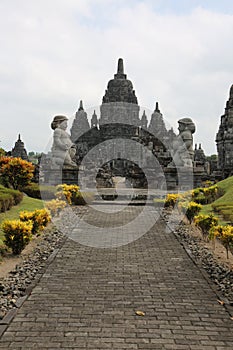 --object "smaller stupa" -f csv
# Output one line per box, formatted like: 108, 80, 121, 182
11, 134, 29, 161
